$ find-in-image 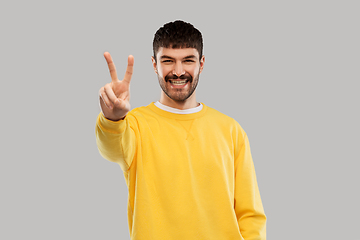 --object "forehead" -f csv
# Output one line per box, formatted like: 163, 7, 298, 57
156, 47, 199, 60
